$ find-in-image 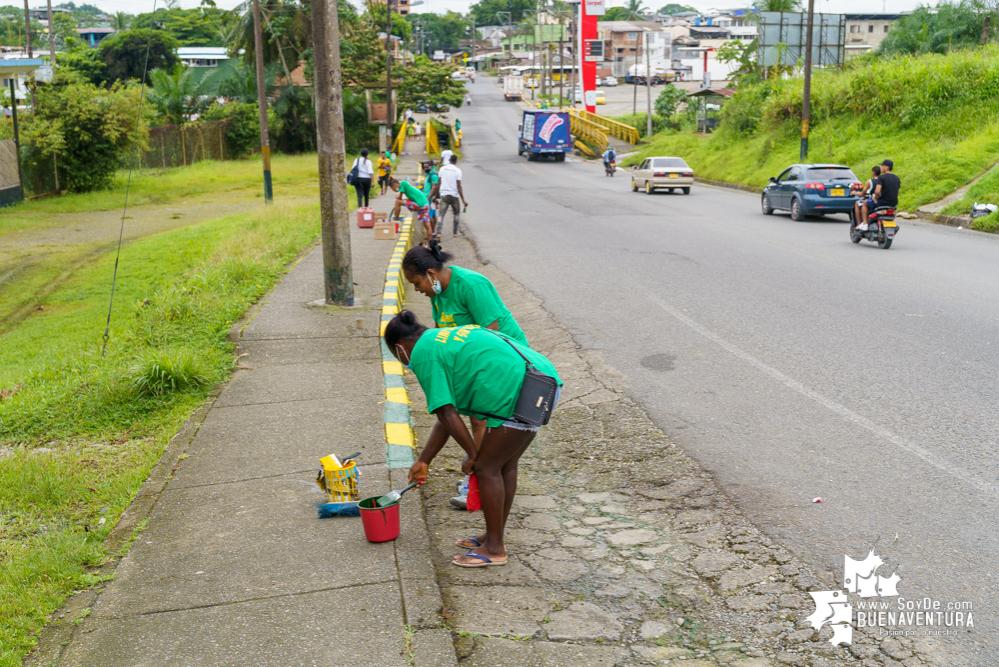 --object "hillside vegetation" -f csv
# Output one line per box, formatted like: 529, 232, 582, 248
628, 45, 999, 217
